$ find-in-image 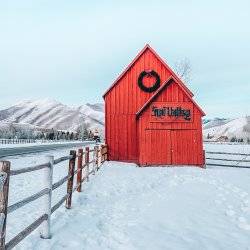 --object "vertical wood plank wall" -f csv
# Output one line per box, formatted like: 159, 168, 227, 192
105, 48, 173, 162
138, 81, 203, 165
